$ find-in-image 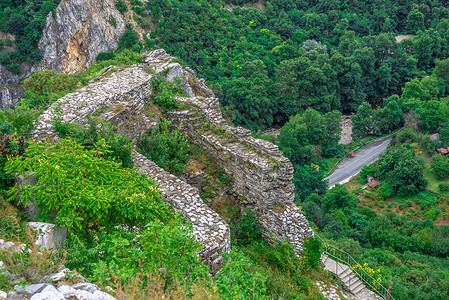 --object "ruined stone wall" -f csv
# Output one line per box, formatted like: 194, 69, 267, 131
134, 152, 230, 274
165, 97, 313, 254
32, 48, 312, 263
32, 60, 231, 273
